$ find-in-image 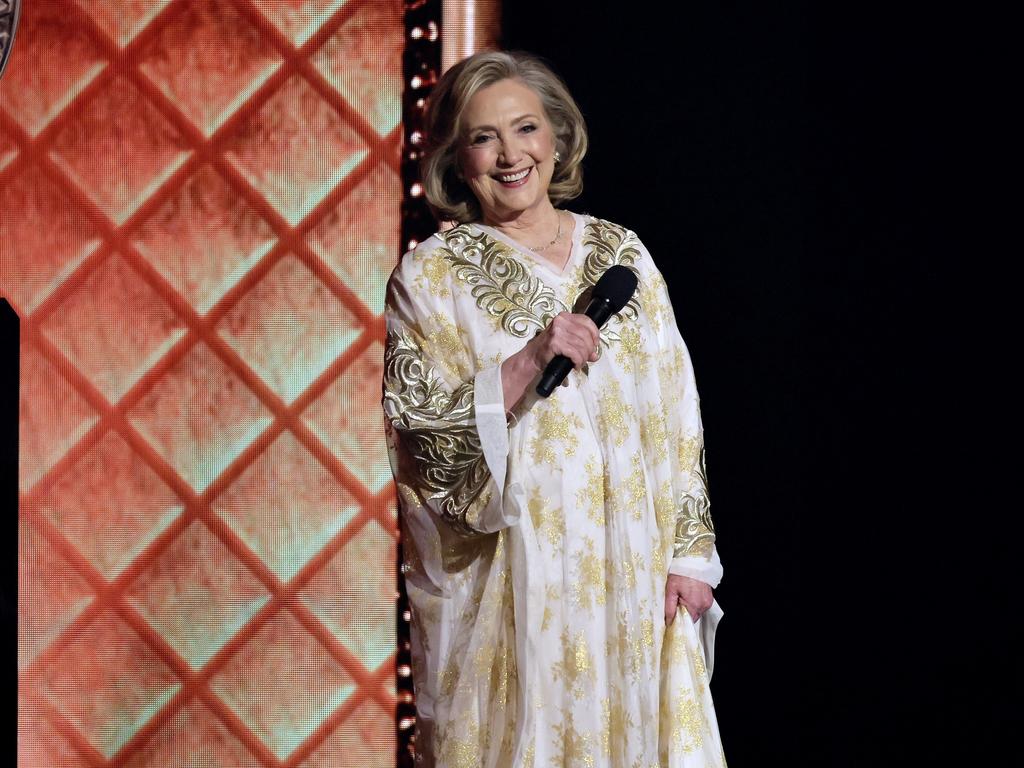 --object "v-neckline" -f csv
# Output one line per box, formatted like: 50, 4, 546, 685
475, 211, 582, 280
